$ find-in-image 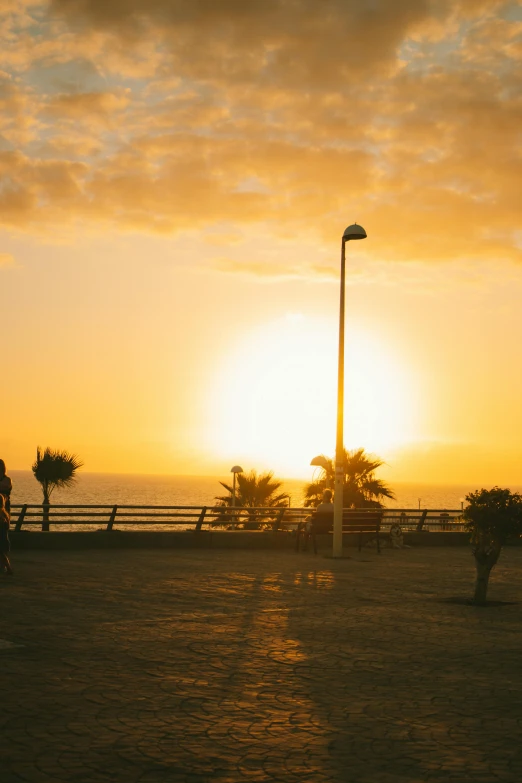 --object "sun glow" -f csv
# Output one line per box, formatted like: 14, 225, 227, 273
206, 315, 420, 476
